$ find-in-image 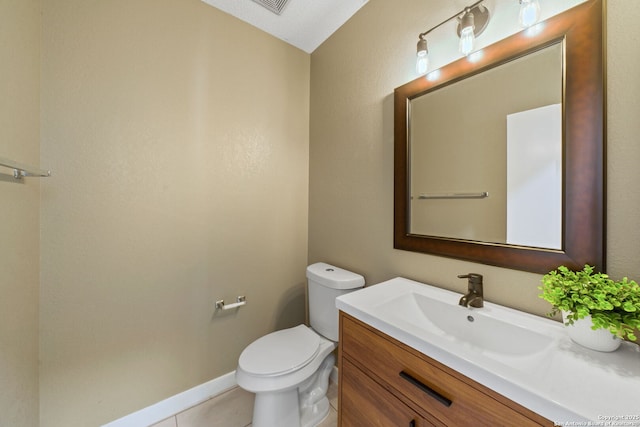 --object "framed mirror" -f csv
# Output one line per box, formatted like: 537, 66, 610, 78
394, 0, 604, 274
